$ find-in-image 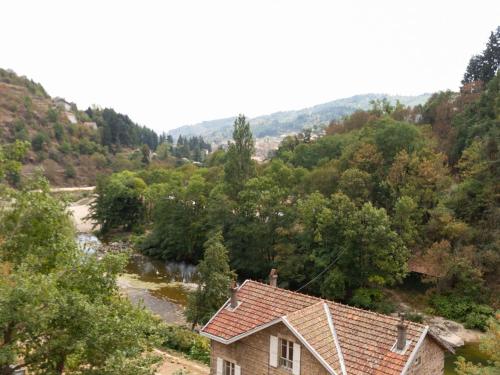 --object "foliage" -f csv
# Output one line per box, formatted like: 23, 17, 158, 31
0, 68, 48, 97
90, 171, 147, 234
455, 314, 500, 374
185, 230, 234, 327
0, 181, 162, 375
160, 325, 210, 365
86, 107, 159, 151
0, 141, 29, 186
462, 27, 500, 85
224, 114, 255, 198
429, 295, 494, 331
